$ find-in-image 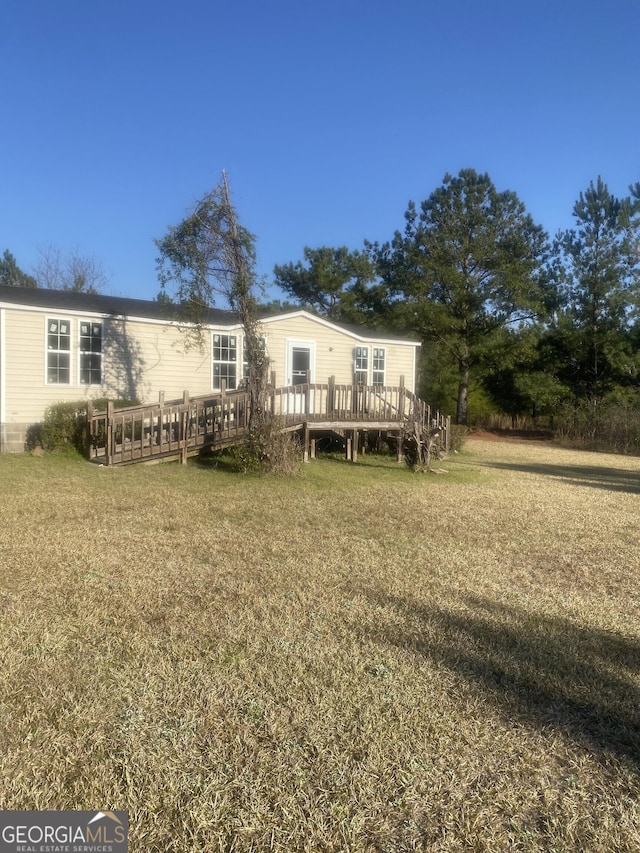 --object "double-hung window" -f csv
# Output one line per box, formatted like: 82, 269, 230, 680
213, 333, 238, 390
79, 321, 103, 385
47, 318, 71, 384
354, 346, 369, 384
372, 348, 386, 386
